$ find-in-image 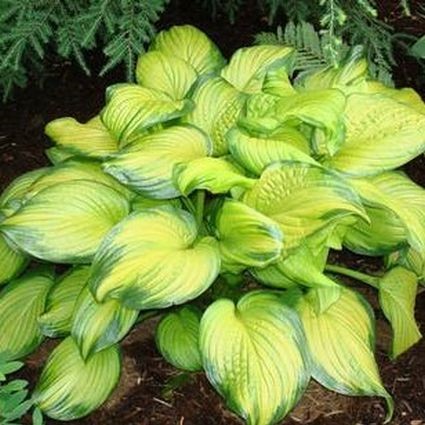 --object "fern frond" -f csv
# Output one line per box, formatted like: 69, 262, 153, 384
343, 0, 395, 85
255, 21, 335, 73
